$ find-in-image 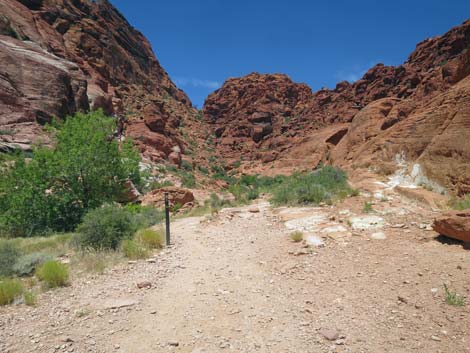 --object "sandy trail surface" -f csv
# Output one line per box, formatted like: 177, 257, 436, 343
1, 179, 470, 353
